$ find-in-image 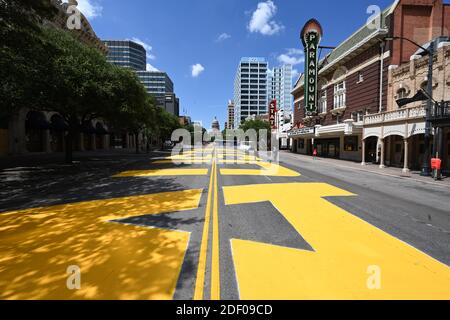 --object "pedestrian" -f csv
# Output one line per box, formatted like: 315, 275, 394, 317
313, 148, 317, 160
